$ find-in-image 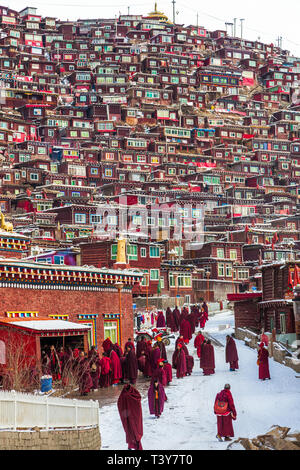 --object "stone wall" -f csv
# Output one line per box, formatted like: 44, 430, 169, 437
235, 327, 300, 373
0, 426, 101, 450
134, 296, 185, 310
